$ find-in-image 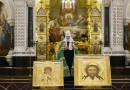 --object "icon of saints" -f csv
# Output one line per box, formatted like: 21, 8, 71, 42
42, 67, 53, 84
